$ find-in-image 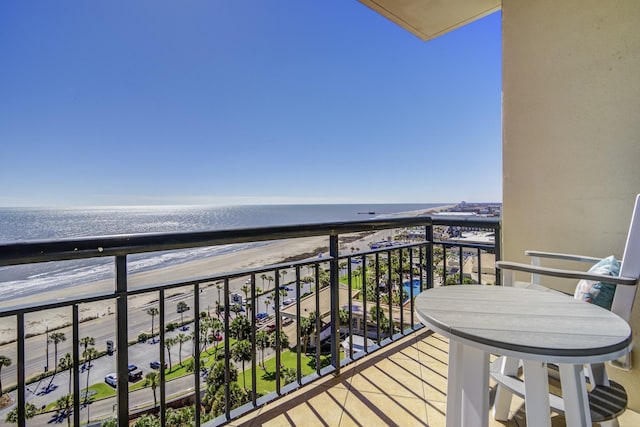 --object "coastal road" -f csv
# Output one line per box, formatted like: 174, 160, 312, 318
0, 269, 315, 385
0, 322, 283, 427
0, 281, 243, 384
0, 276, 298, 421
